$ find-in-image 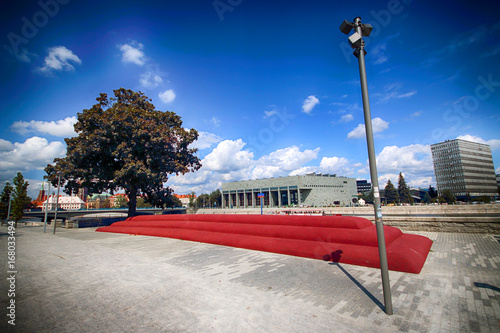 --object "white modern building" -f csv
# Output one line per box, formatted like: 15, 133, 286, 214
221, 173, 357, 208
431, 139, 497, 199
43, 195, 86, 211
